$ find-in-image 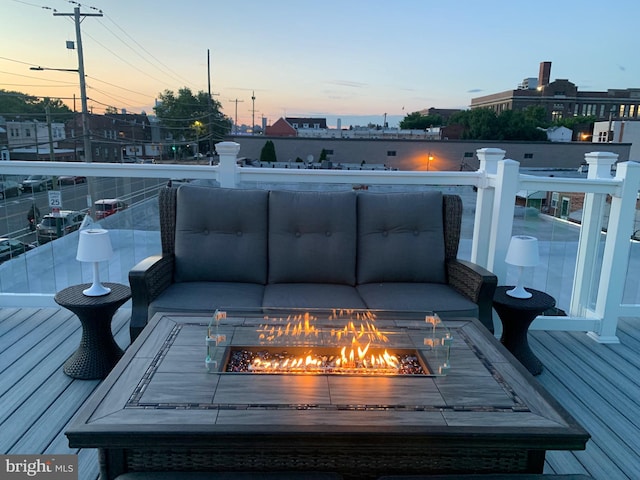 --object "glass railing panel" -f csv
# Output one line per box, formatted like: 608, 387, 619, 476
509, 169, 586, 314
0, 174, 165, 294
